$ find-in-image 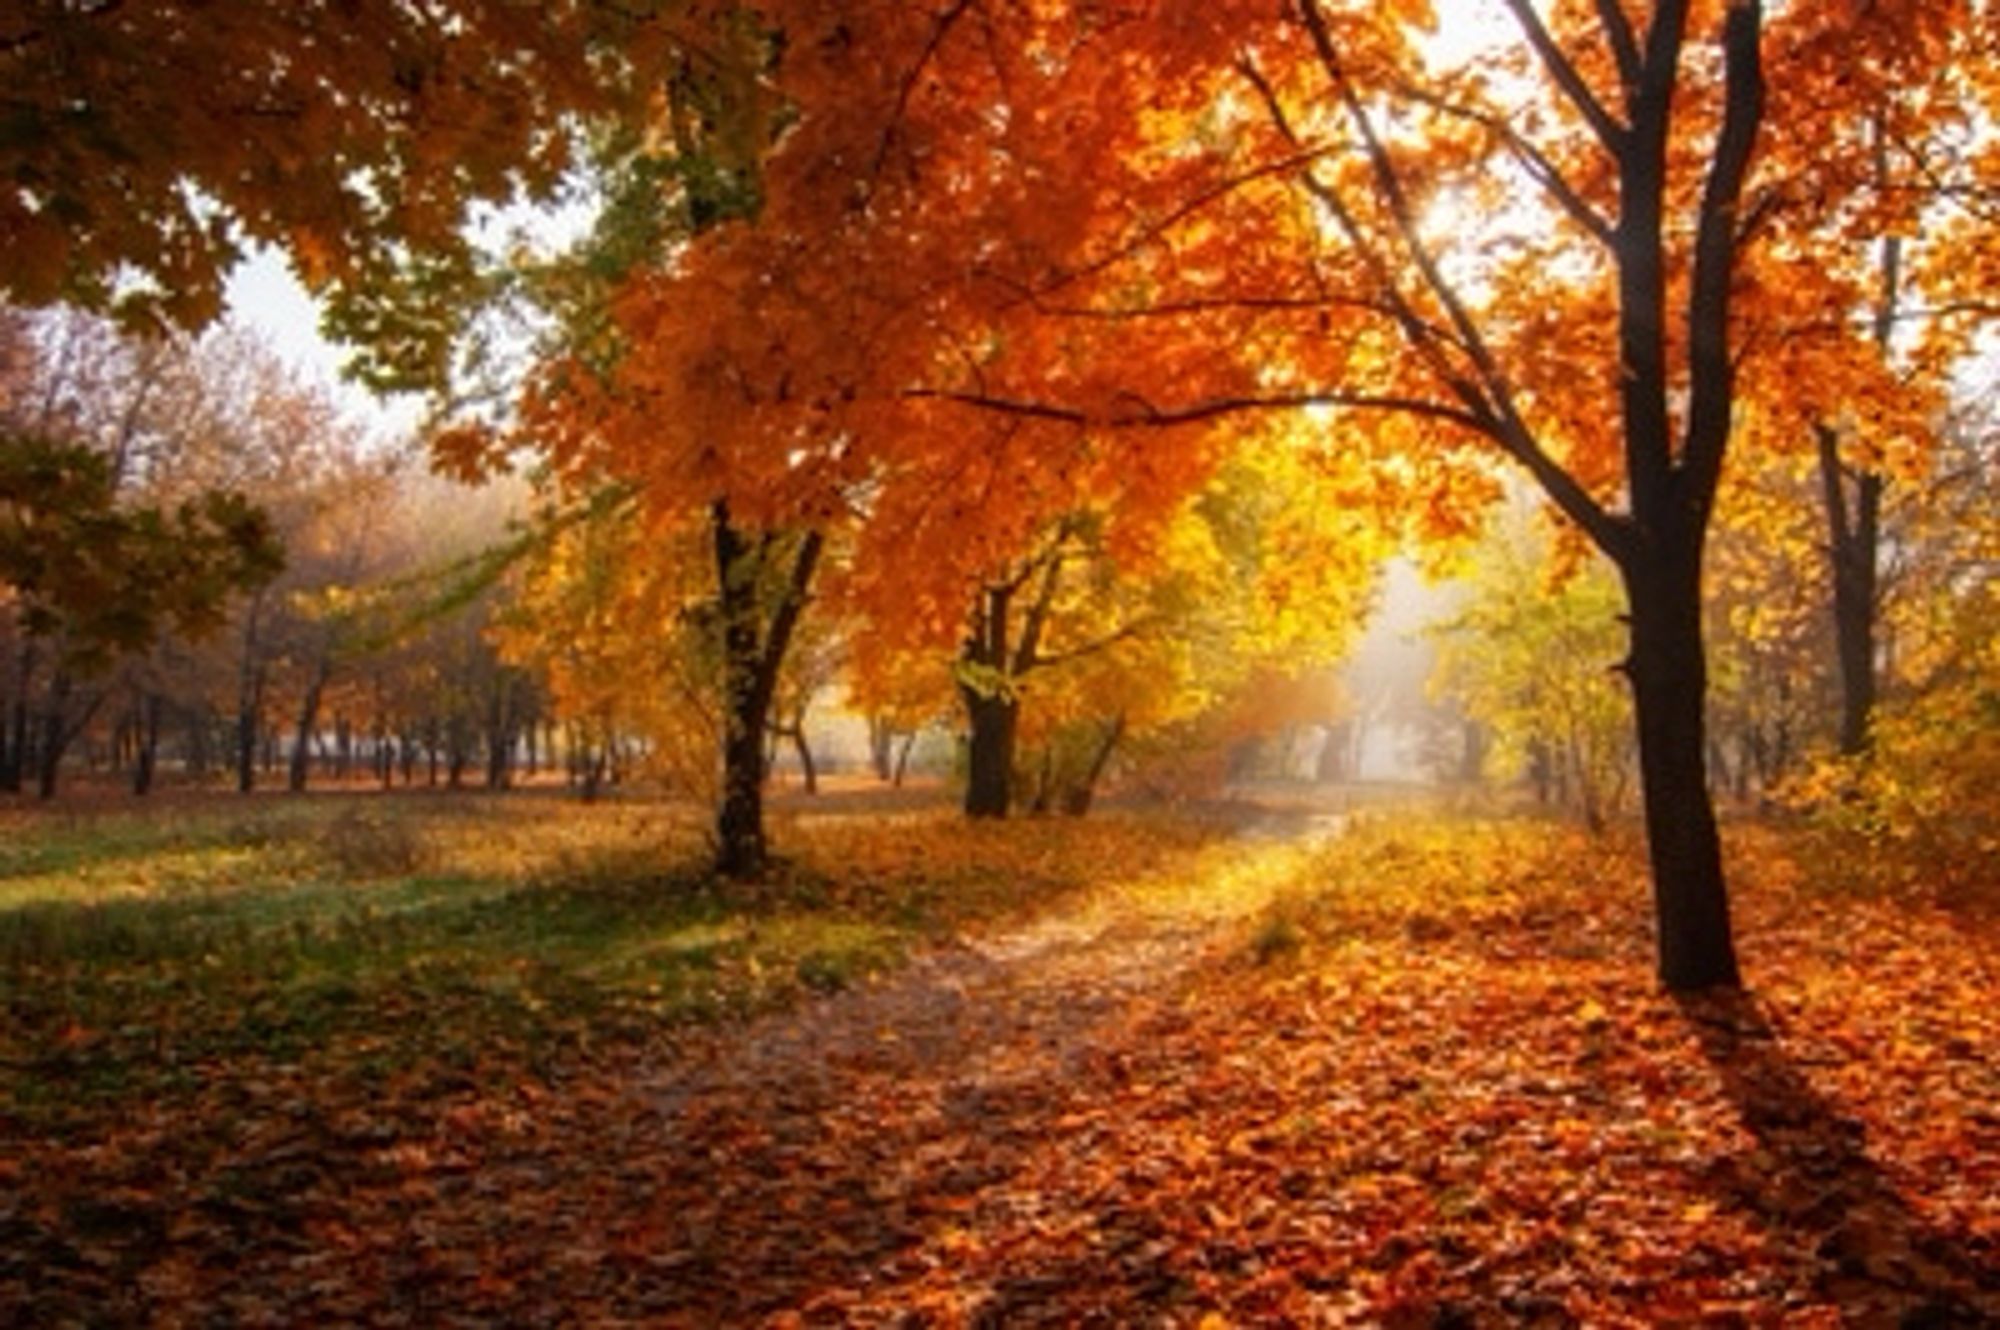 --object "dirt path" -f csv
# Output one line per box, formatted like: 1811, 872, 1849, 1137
147, 833, 1319, 1327
599, 837, 1310, 1323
